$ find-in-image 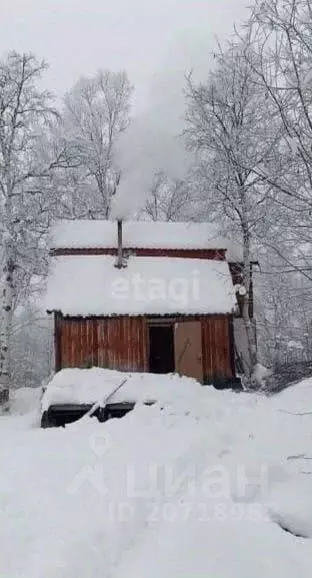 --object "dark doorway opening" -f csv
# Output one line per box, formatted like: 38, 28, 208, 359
148, 324, 175, 374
